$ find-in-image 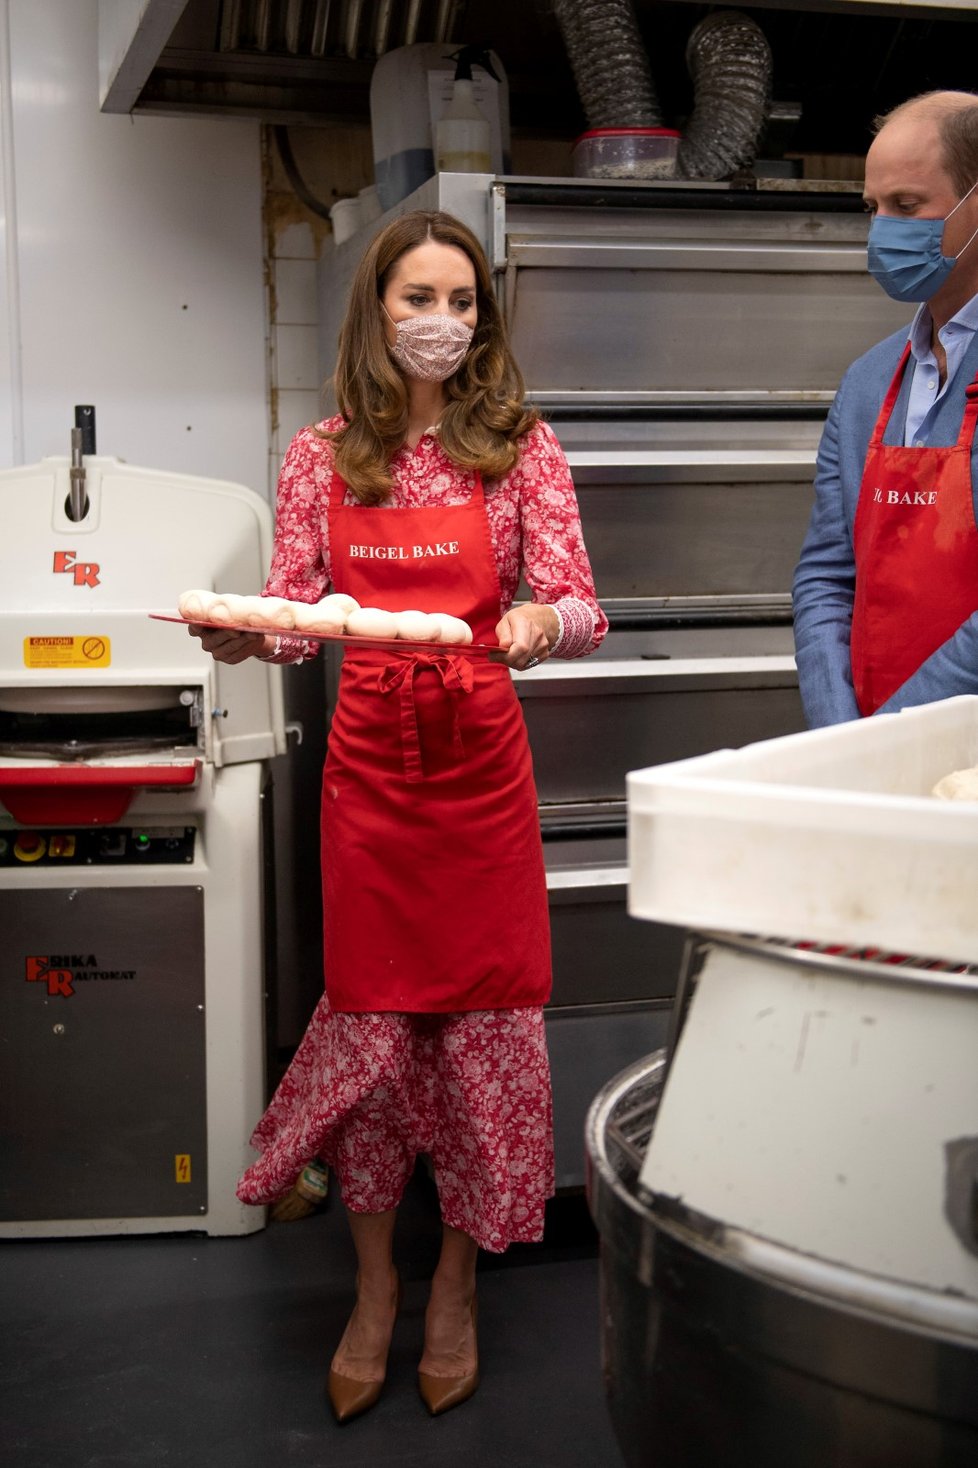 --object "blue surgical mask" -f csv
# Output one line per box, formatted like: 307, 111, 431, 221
867, 179, 978, 302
